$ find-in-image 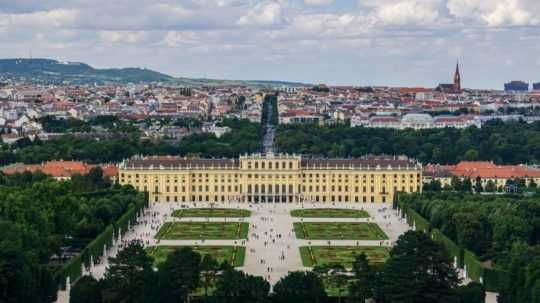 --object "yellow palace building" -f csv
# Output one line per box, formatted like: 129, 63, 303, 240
118, 153, 422, 204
